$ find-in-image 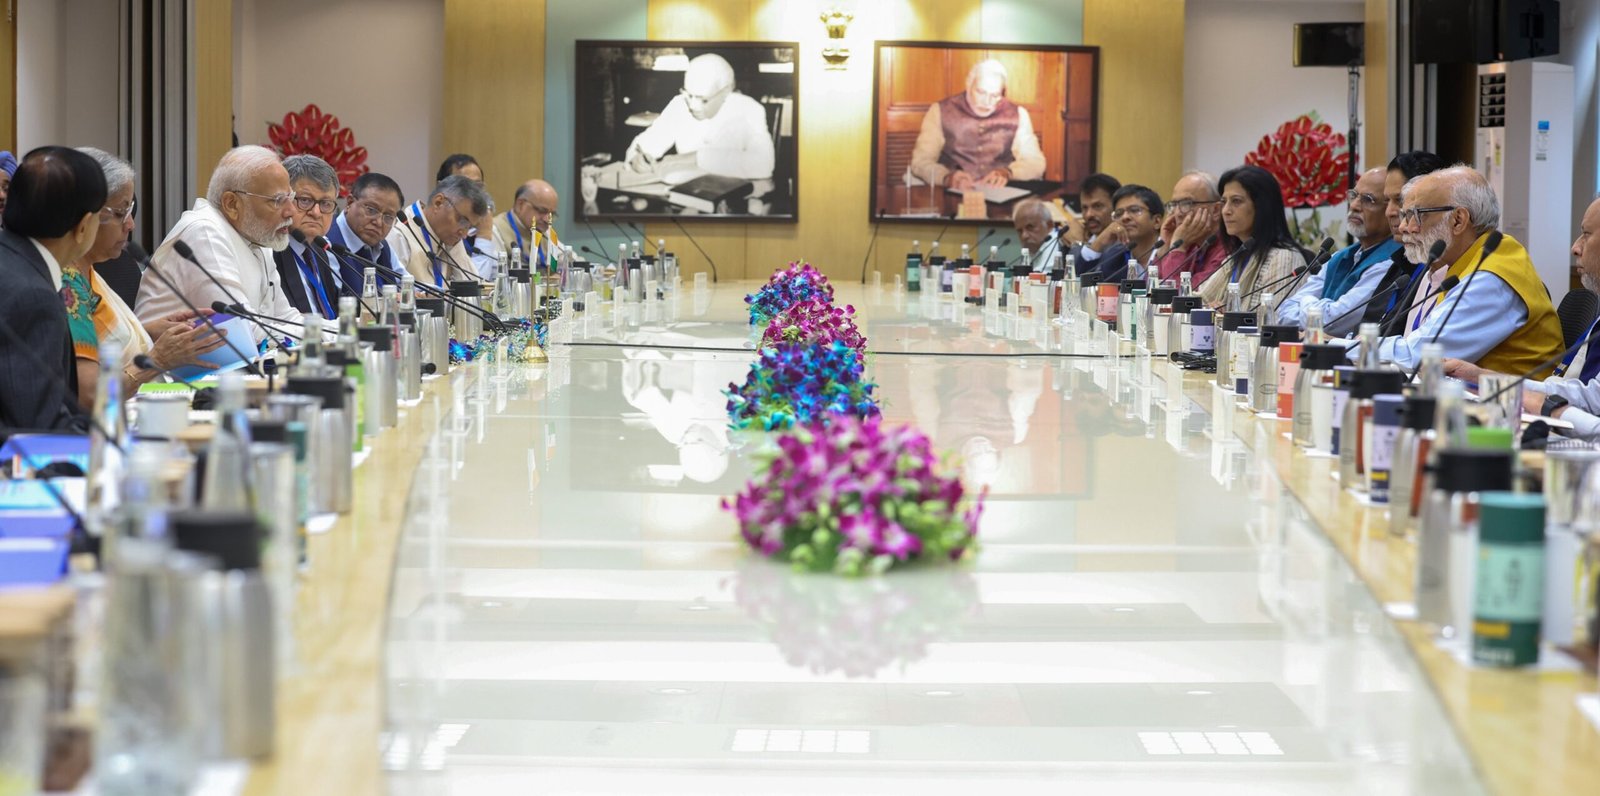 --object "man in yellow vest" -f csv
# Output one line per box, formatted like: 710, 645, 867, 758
1371, 165, 1561, 376
491, 179, 561, 273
